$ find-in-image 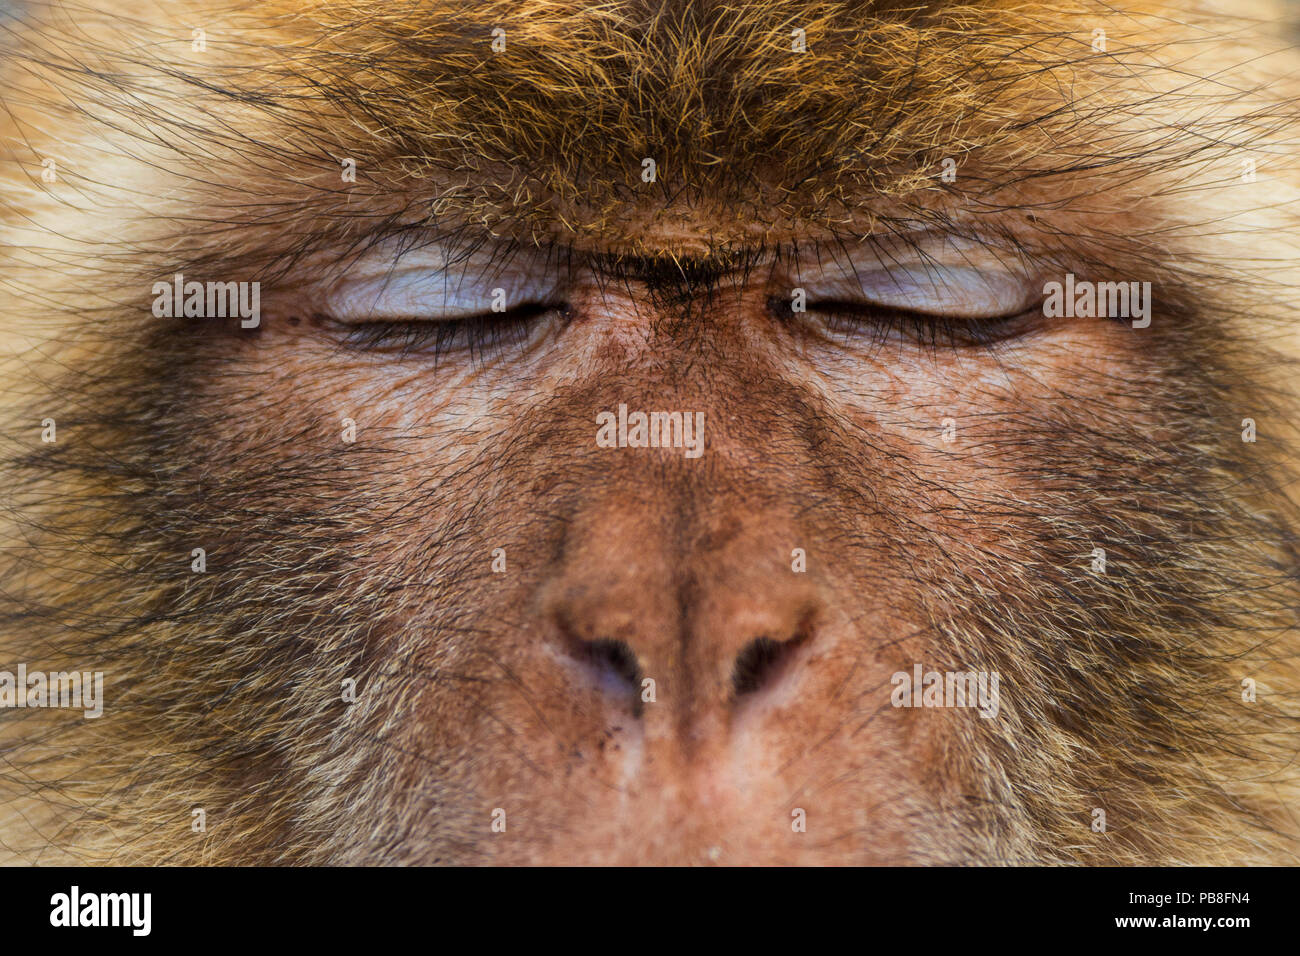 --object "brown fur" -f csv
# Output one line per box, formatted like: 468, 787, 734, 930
1, 0, 1299, 864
